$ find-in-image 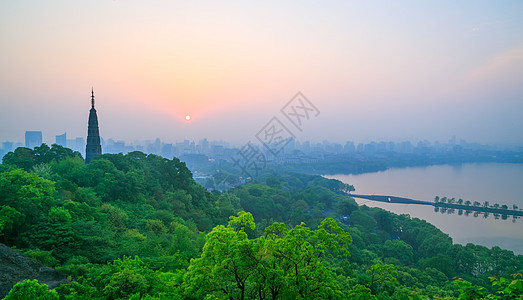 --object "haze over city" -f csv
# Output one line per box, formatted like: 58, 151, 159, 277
1, 1, 522, 146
